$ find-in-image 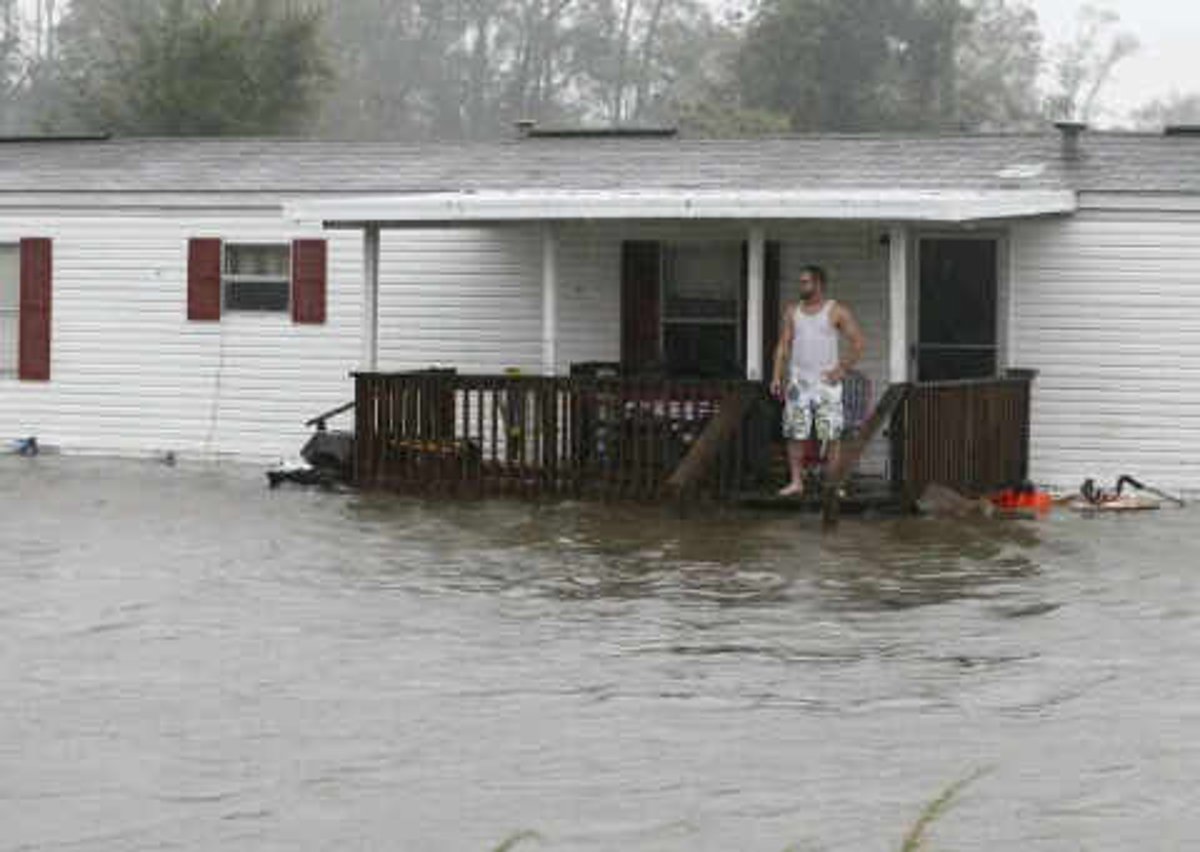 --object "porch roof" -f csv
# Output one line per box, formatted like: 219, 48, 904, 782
283, 187, 1076, 227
